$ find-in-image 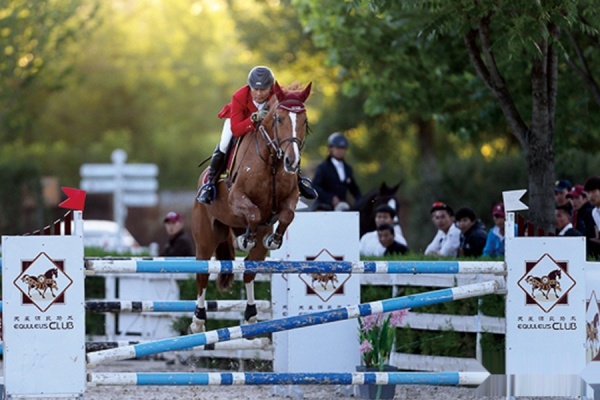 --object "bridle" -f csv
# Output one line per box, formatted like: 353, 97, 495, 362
253, 99, 308, 222
256, 99, 307, 163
